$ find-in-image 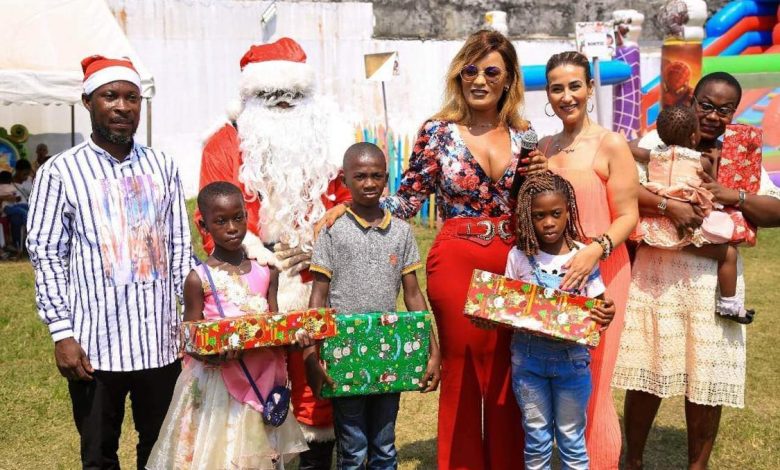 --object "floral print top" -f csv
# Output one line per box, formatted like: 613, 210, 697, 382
382, 120, 527, 220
